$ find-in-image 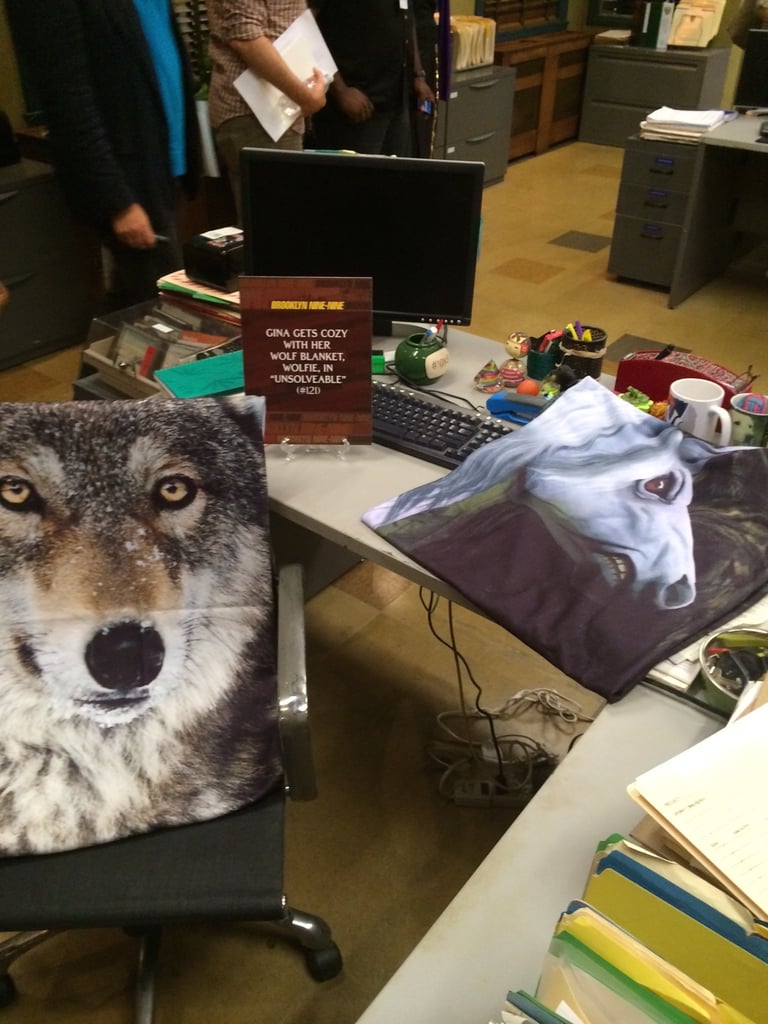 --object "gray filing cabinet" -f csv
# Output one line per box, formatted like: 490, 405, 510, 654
607, 135, 696, 287
0, 159, 91, 370
579, 45, 730, 147
434, 65, 516, 185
